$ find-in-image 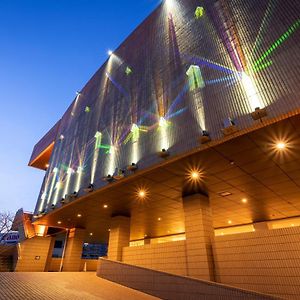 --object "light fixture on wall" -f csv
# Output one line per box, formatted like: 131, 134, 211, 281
200, 130, 211, 144
127, 163, 138, 172
251, 107, 267, 121
113, 168, 126, 180
84, 184, 94, 193
222, 118, 239, 136
158, 148, 170, 159
65, 192, 78, 202
102, 175, 114, 183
